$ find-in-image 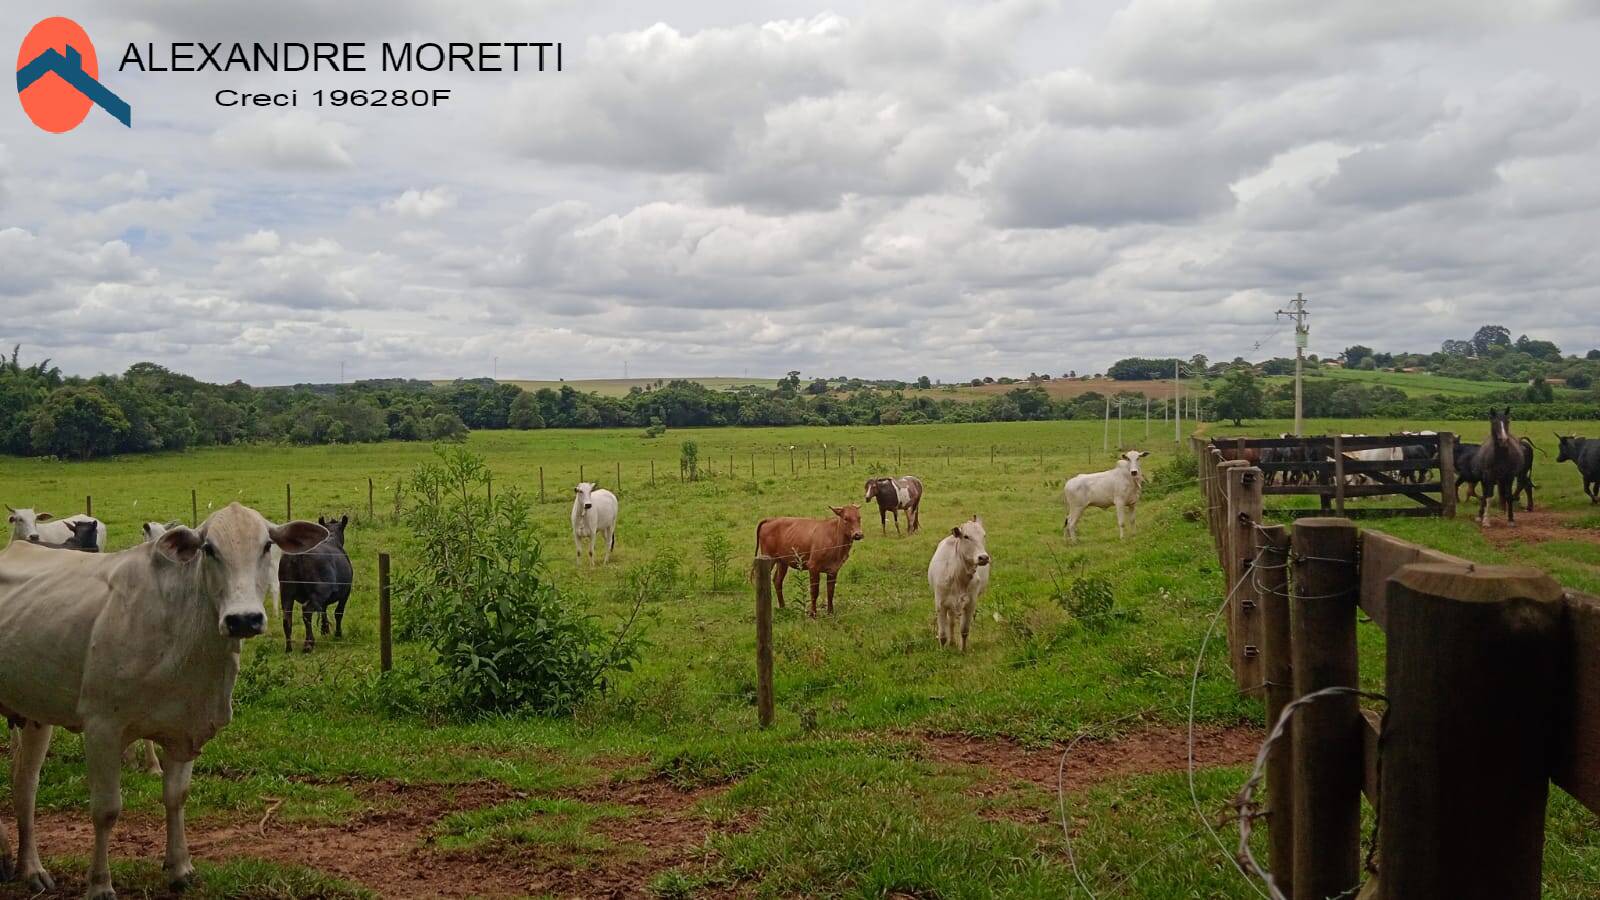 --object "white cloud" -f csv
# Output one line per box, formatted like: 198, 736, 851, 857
211, 112, 356, 171
385, 188, 457, 219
